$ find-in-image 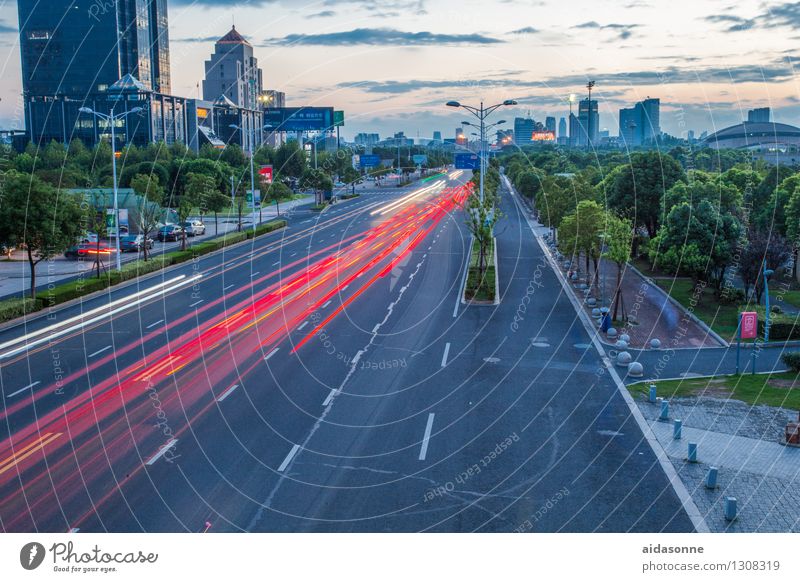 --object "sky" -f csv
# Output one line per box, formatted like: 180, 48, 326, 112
1, 0, 800, 141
